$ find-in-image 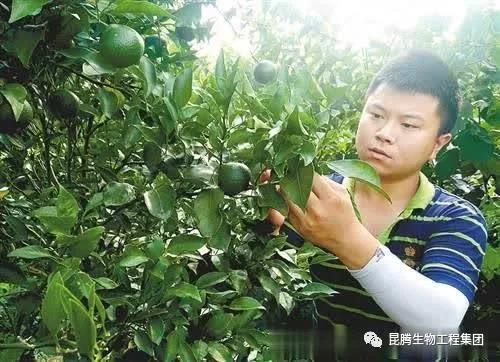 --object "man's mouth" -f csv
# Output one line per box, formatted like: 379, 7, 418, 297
368, 147, 391, 159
